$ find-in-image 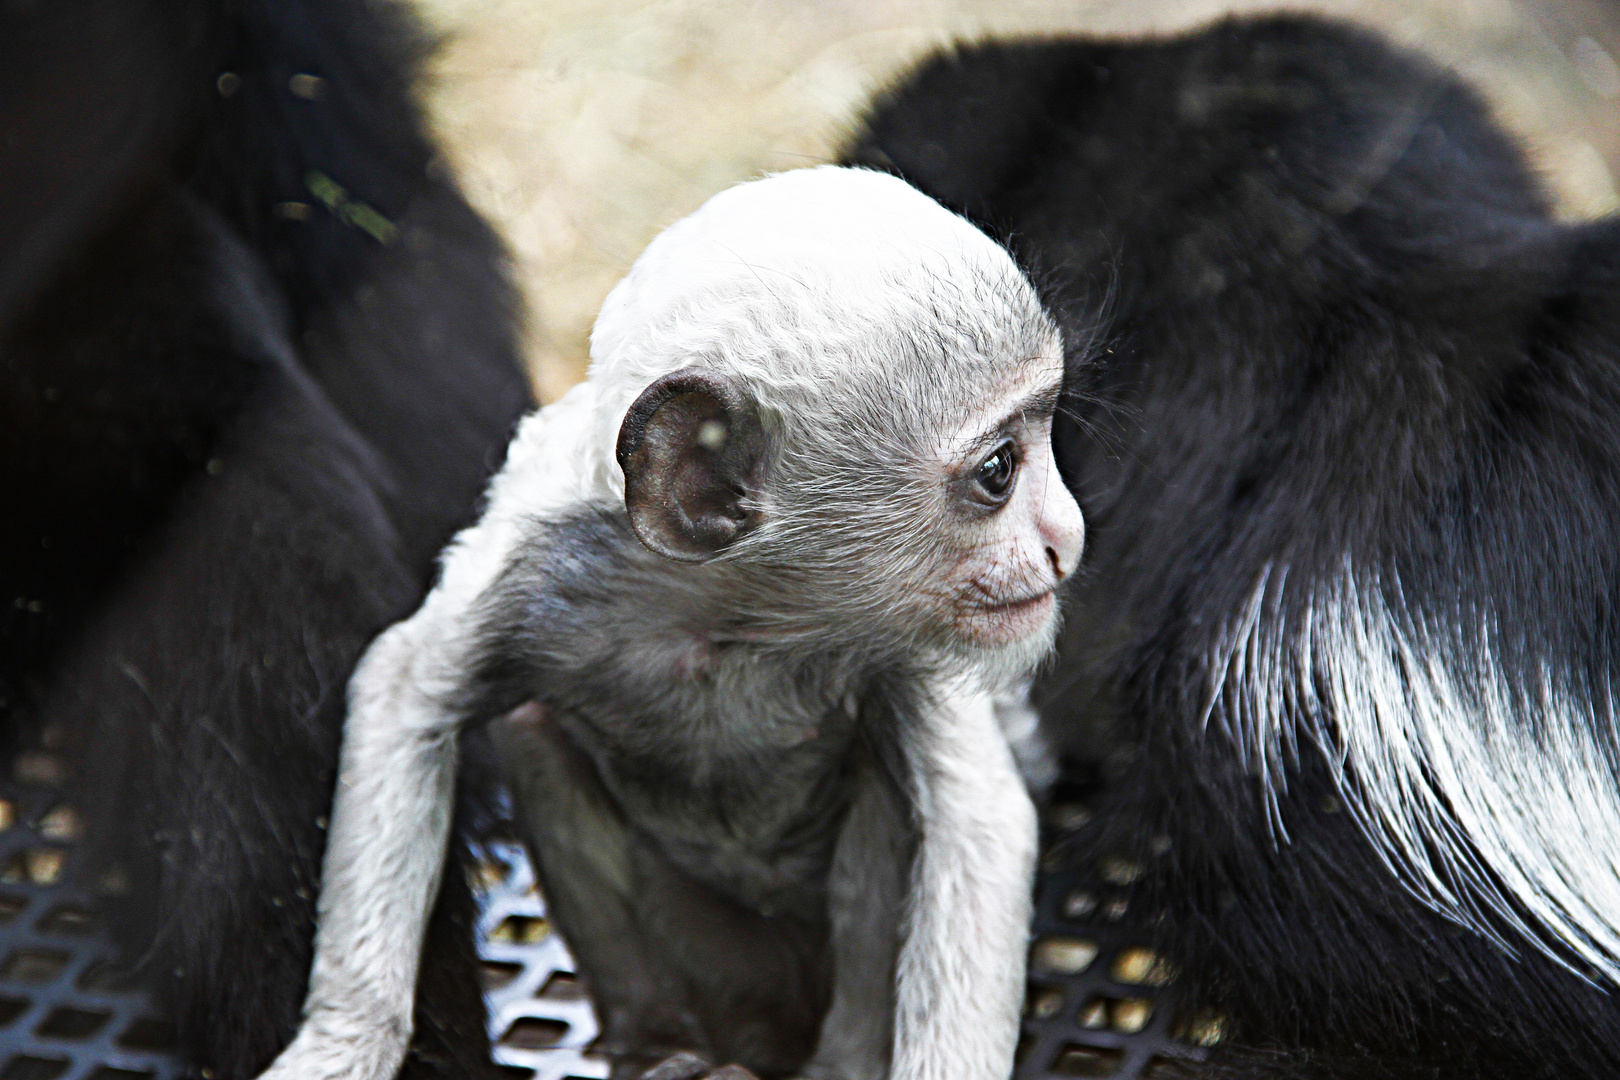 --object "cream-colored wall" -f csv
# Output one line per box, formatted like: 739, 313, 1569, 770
415, 0, 1620, 400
